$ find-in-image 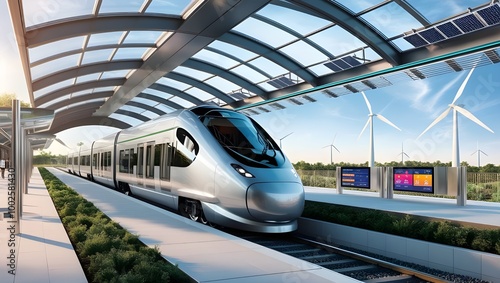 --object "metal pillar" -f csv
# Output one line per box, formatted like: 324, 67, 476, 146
457, 166, 467, 206
336, 167, 343, 194
11, 100, 21, 234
